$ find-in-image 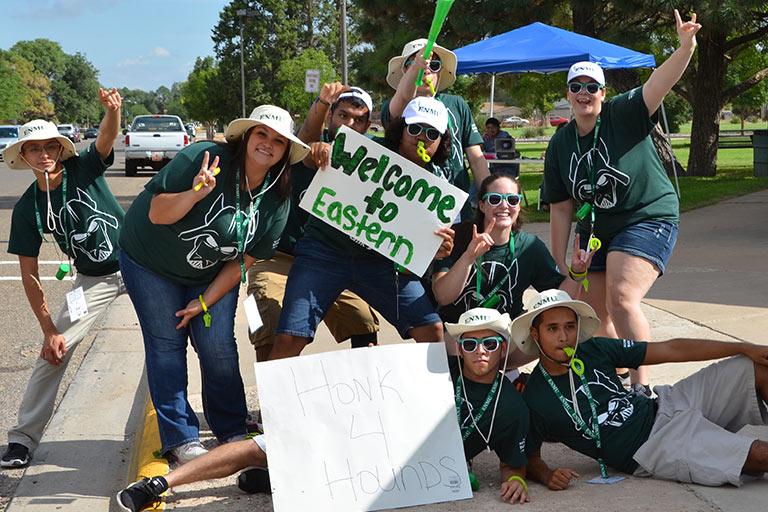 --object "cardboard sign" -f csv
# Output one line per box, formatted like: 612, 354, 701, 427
299, 126, 467, 276
255, 344, 473, 512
